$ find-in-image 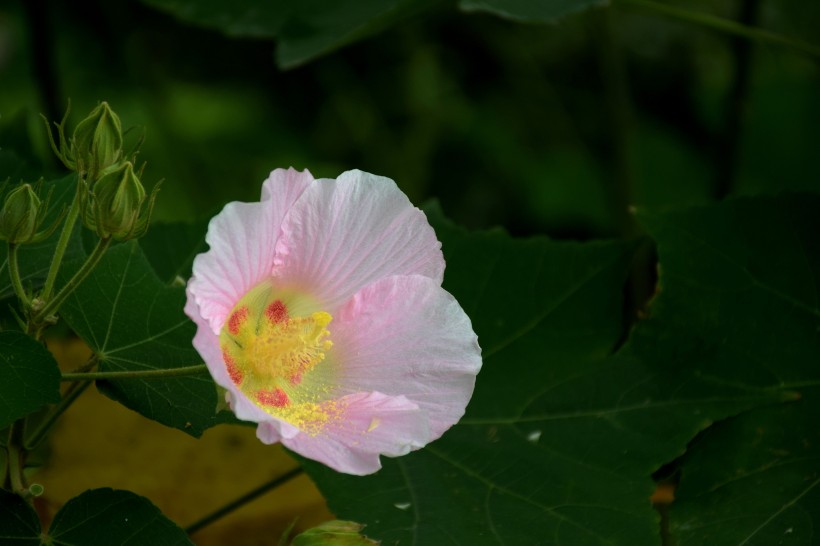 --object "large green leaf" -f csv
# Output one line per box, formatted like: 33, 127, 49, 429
459, 0, 607, 23
0, 488, 192, 546
637, 194, 820, 545
142, 0, 434, 69
0, 489, 41, 545
0, 331, 61, 430
301, 207, 785, 545
57, 241, 231, 436
0, 175, 85, 301
46, 488, 193, 545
